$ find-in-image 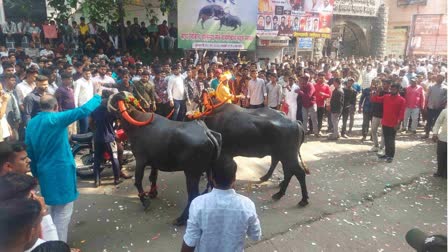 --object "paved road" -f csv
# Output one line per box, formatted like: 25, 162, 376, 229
68, 118, 447, 252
